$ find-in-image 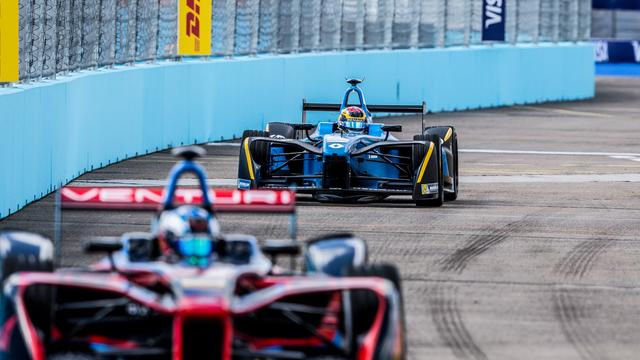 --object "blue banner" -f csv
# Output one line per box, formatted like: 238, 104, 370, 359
482, 0, 506, 41
592, 0, 640, 10
595, 40, 640, 63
